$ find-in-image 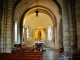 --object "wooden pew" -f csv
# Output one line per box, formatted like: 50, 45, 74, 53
17, 51, 42, 60
0, 53, 17, 60
72, 53, 80, 60
0, 51, 42, 60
